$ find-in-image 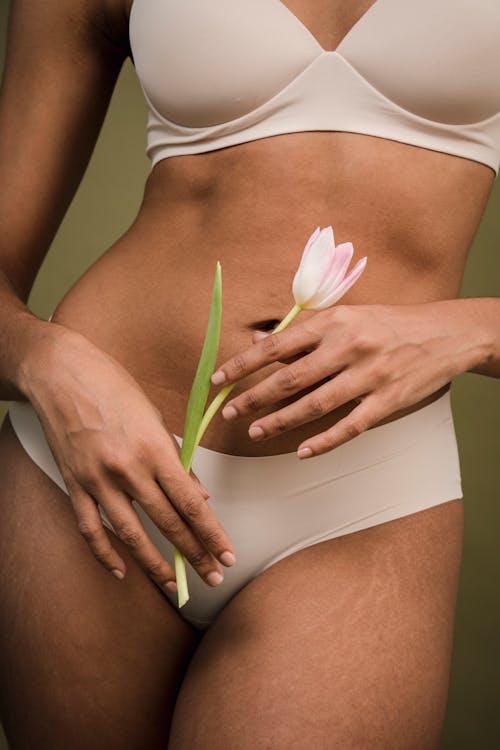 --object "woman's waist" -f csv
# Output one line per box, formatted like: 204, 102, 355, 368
58, 212, 464, 325
50, 227, 462, 374
48, 221, 460, 456
49, 292, 452, 458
